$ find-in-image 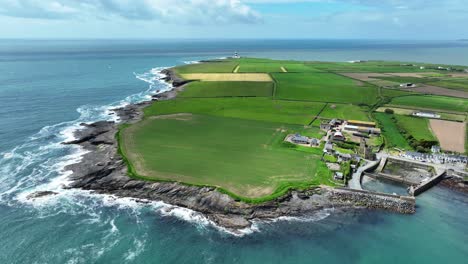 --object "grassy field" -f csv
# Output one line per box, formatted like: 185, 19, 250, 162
374, 113, 411, 149
282, 64, 323, 72
305, 61, 436, 73
236, 61, 323, 73
381, 88, 416, 98
238, 63, 284, 73
273, 73, 379, 105
120, 114, 332, 199
389, 95, 468, 112
394, 115, 437, 141
319, 104, 371, 121
181, 73, 272, 82
428, 78, 468, 92
376, 107, 466, 122
179, 81, 273, 98
145, 98, 325, 125
174, 61, 238, 74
